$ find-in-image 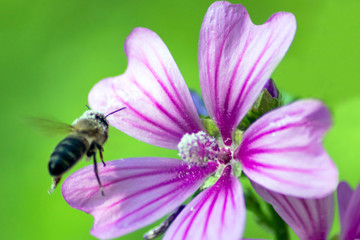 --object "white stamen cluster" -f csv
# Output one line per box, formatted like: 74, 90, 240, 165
177, 131, 217, 163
